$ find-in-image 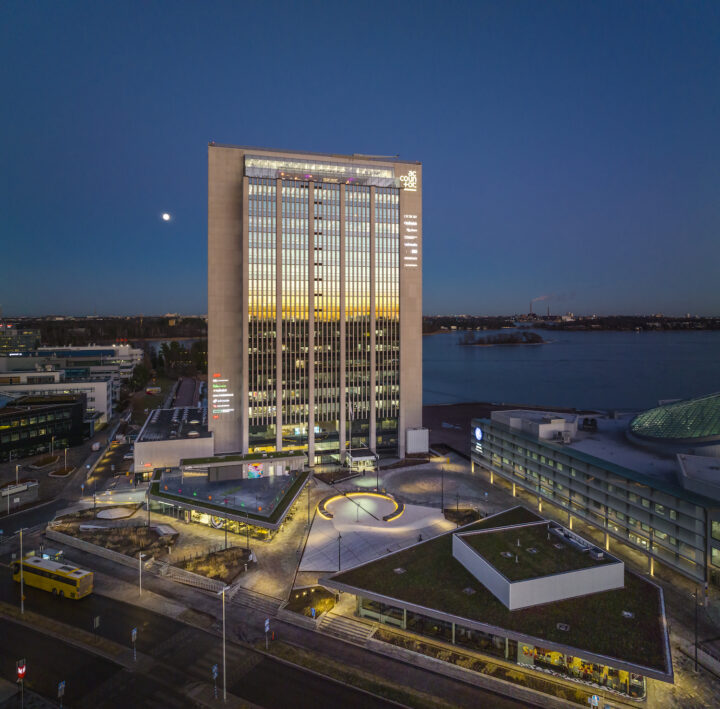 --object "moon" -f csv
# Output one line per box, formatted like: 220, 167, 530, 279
162, 212, 171, 221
